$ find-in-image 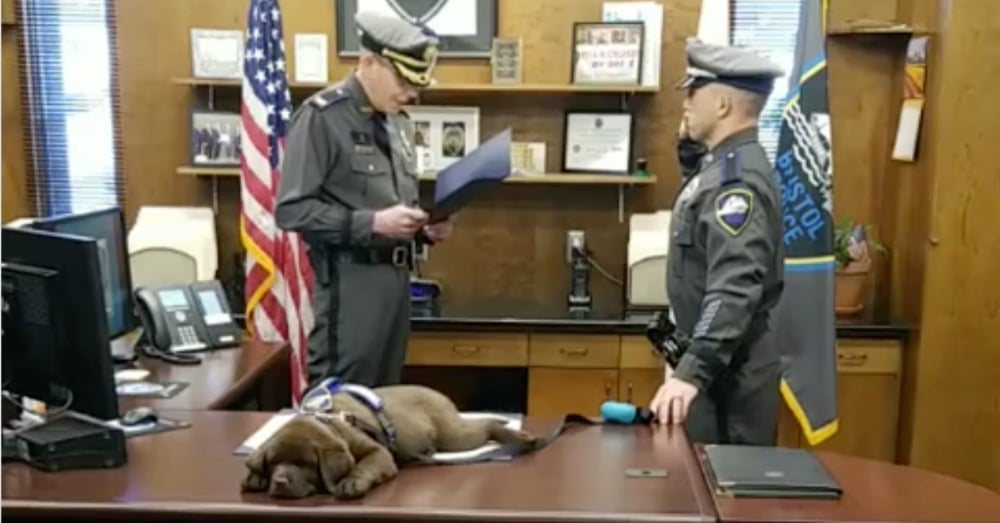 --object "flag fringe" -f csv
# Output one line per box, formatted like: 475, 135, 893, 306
239, 212, 278, 337
780, 379, 839, 446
